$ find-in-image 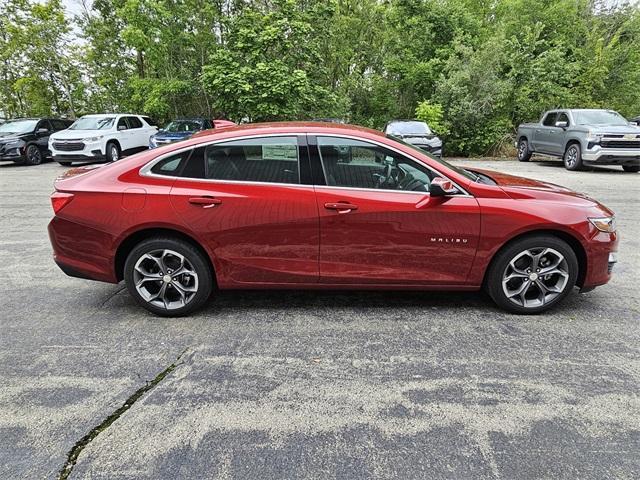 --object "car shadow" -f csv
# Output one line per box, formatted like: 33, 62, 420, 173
530, 158, 626, 173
